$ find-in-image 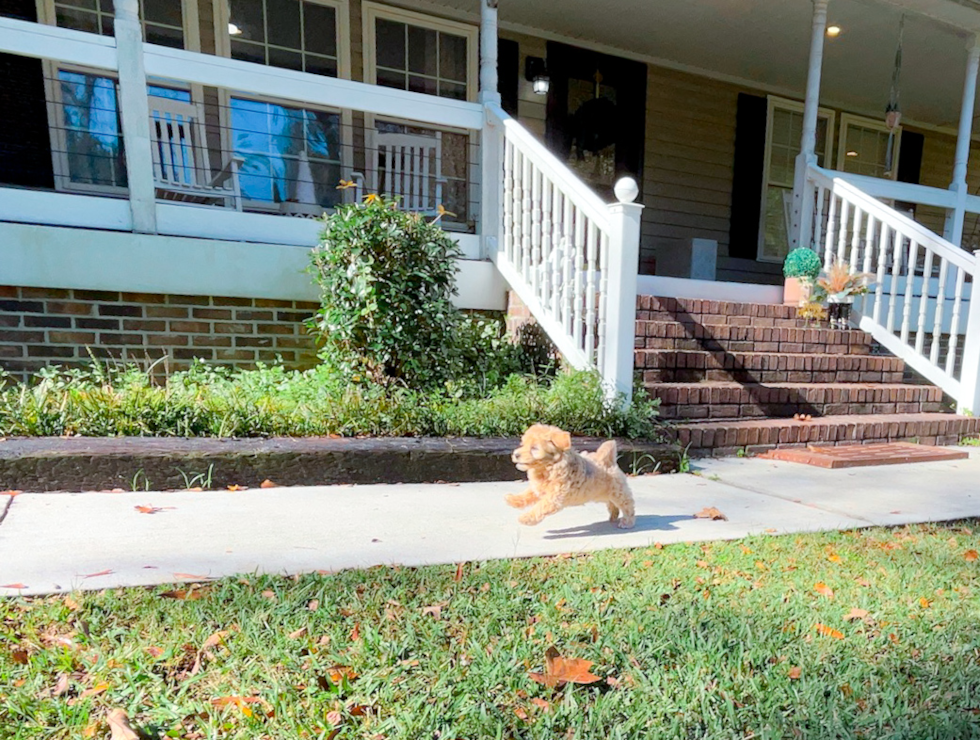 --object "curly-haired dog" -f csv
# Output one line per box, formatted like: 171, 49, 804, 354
504, 424, 635, 529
